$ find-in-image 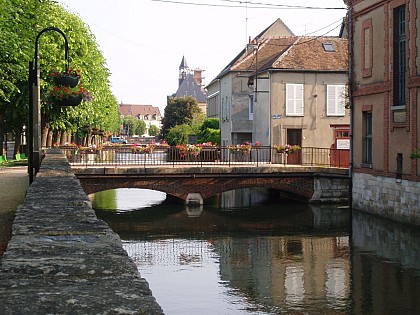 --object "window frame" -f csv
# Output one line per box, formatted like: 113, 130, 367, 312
326, 84, 346, 116
248, 94, 254, 120
362, 111, 373, 166
285, 83, 304, 117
